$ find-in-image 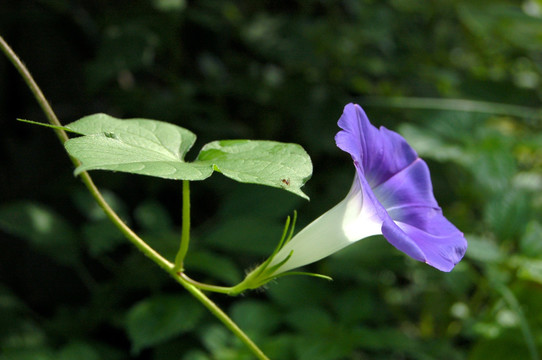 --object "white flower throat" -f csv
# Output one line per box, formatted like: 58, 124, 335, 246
269, 176, 382, 274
